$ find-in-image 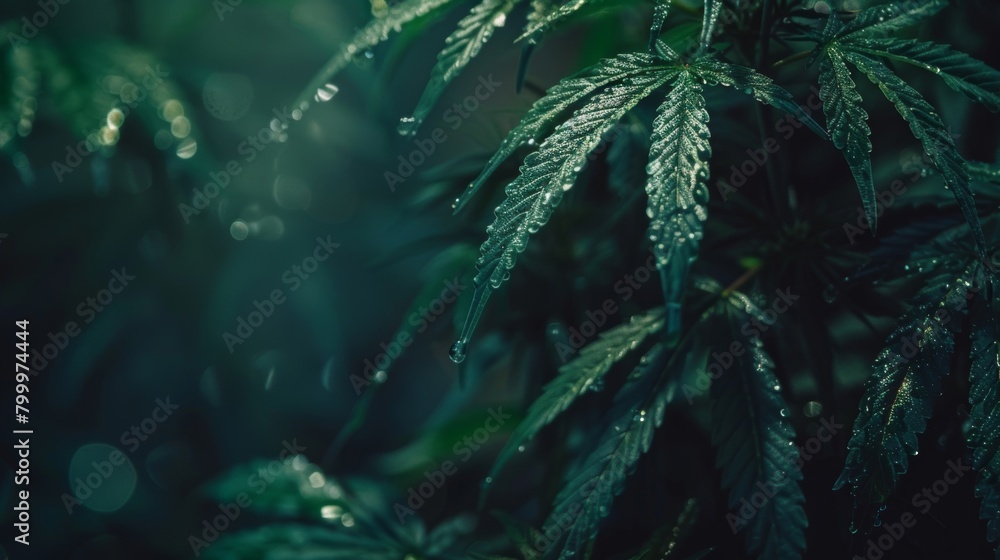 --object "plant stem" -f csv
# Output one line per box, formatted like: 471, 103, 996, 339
722, 263, 763, 296
755, 0, 787, 221
773, 50, 810, 68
